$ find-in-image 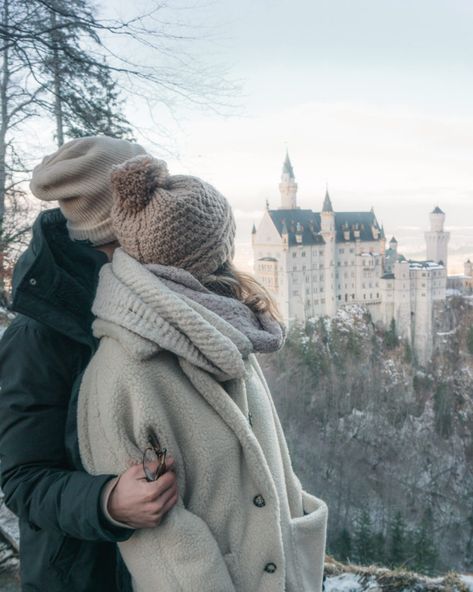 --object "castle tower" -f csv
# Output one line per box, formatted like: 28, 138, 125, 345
465, 259, 473, 278
279, 151, 298, 209
320, 188, 336, 315
425, 206, 450, 269
320, 188, 335, 234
